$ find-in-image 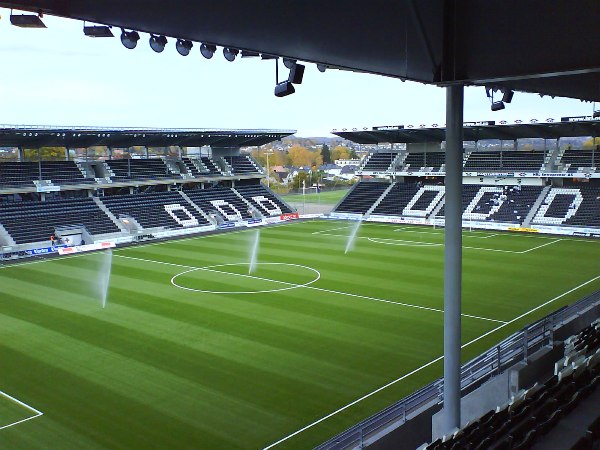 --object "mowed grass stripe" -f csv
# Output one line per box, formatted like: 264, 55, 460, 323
2, 220, 599, 449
